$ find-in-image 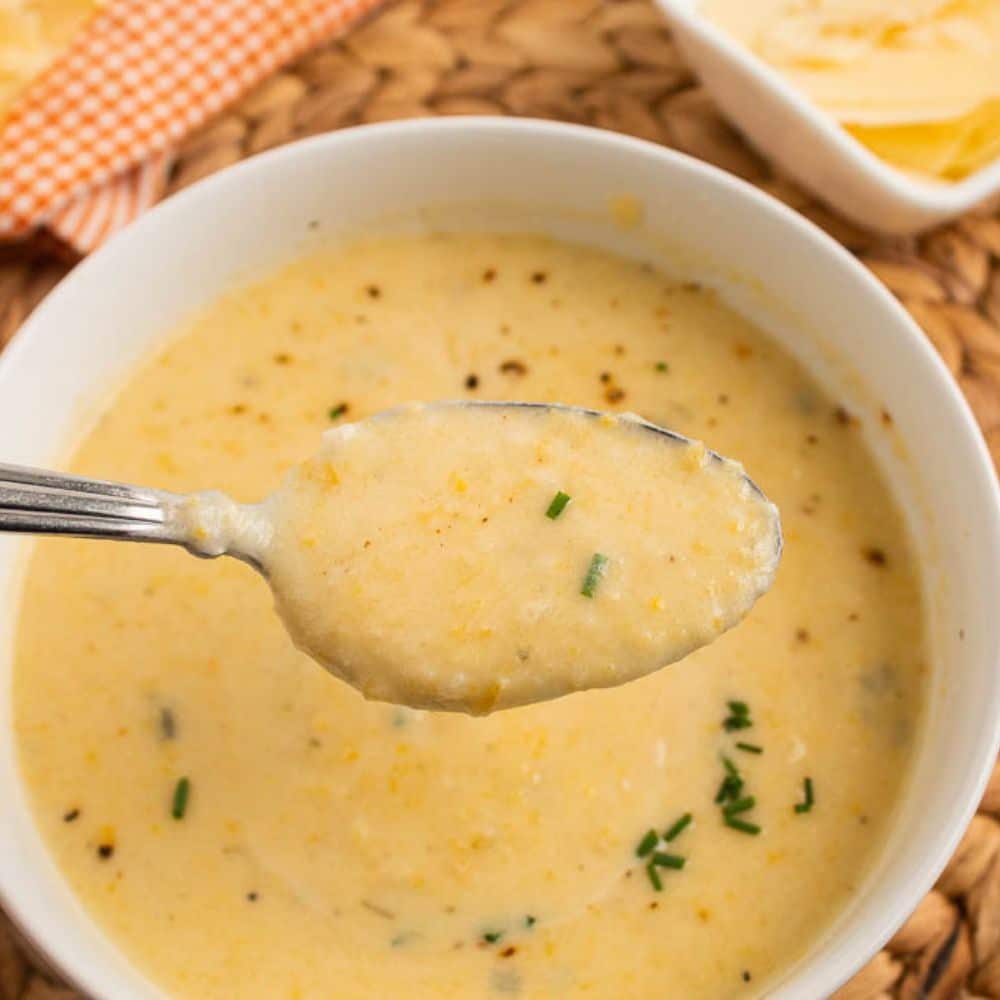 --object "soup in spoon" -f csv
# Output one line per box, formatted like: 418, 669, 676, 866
182, 402, 780, 712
